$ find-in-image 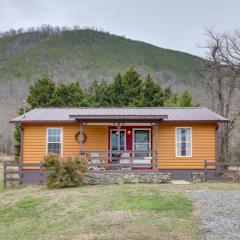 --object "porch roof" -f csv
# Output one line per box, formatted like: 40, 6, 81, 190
10, 107, 229, 123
